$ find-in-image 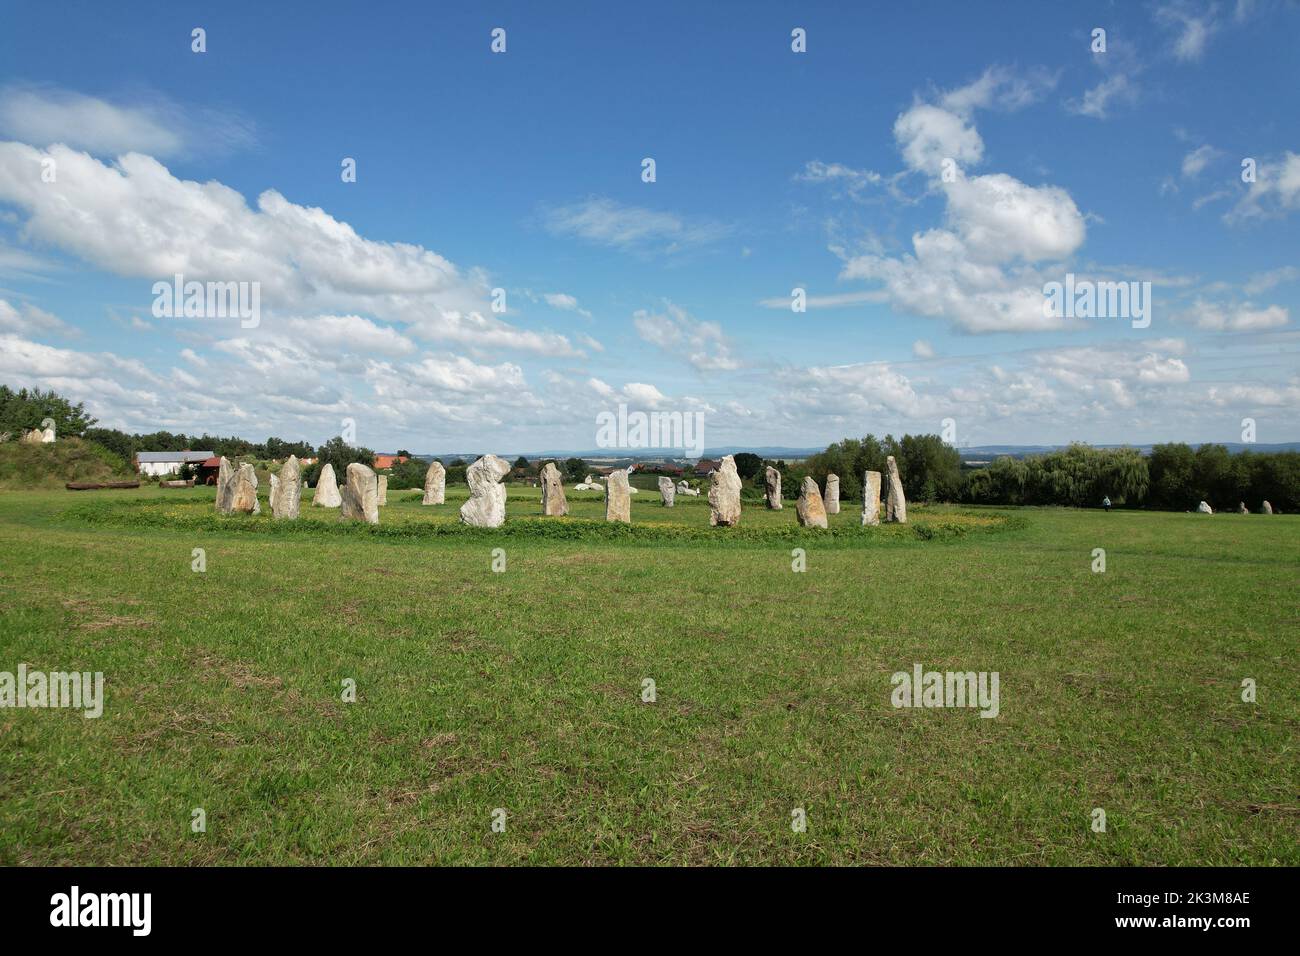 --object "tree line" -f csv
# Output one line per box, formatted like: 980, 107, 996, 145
796, 435, 1298, 513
